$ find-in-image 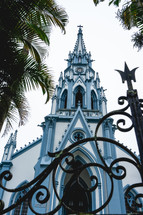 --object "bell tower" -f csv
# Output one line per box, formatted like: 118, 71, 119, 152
34, 26, 125, 214
51, 26, 107, 115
